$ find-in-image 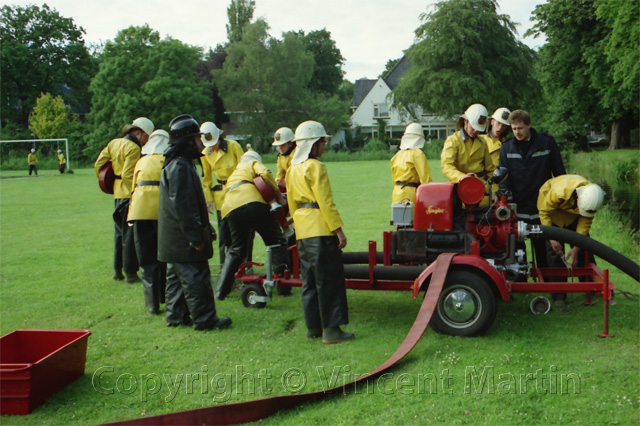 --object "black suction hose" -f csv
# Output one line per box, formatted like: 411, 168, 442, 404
530, 225, 640, 282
